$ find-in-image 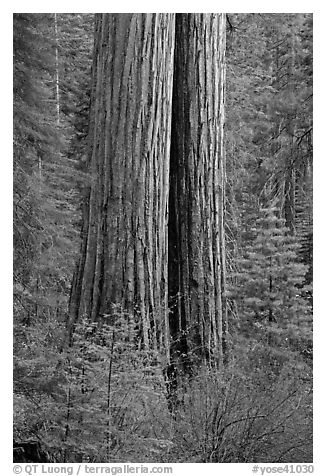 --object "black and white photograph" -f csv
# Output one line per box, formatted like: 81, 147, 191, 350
12, 10, 313, 469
